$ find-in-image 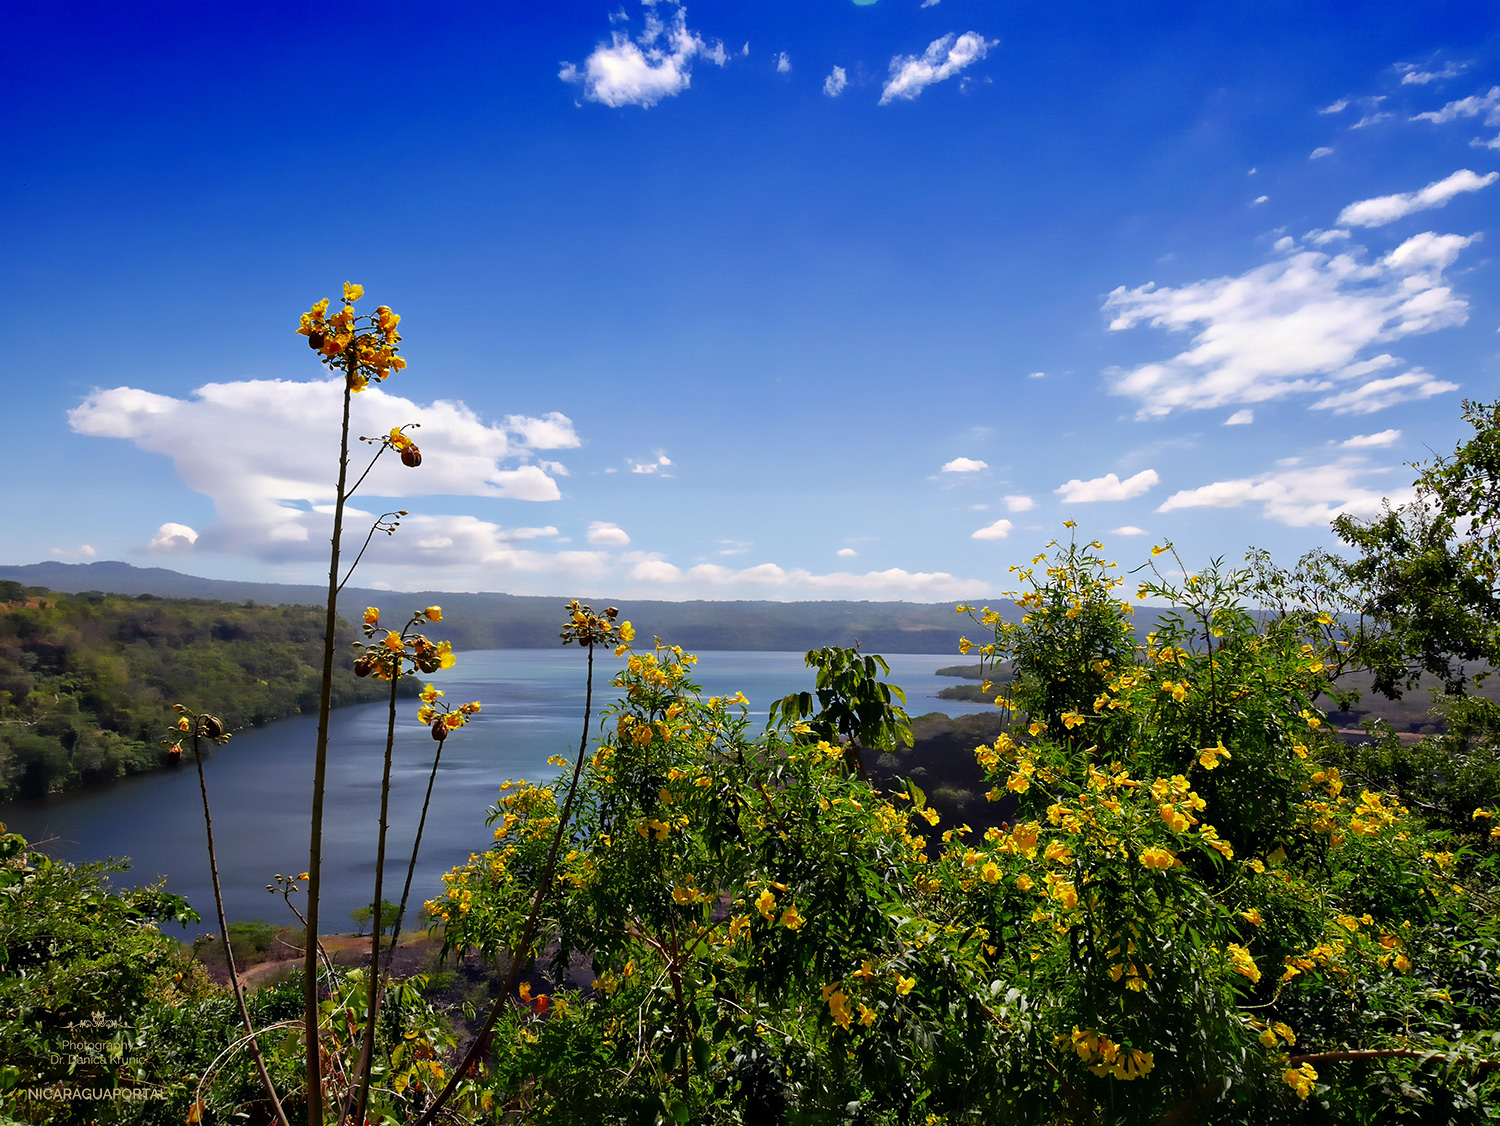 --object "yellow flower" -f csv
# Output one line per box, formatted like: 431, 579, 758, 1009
384, 630, 405, 653
1283, 1063, 1317, 1100
1226, 943, 1261, 984
1152, 544, 1169, 556
757, 888, 777, 920
1043, 841, 1074, 865
619, 621, 635, 643
779, 904, 804, 930
980, 861, 1002, 884
419, 683, 443, 704
858, 1003, 877, 1026
343, 282, 364, 303
1014, 873, 1035, 891
1240, 908, 1263, 926
1474, 808, 1494, 820
826, 989, 853, 1029
436, 640, 456, 669
1060, 711, 1085, 730
958, 637, 972, 655
1198, 741, 1231, 770
672, 886, 697, 905
424, 605, 443, 622
1139, 847, 1177, 870
895, 974, 916, 996
363, 607, 380, 627
1053, 882, 1078, 910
